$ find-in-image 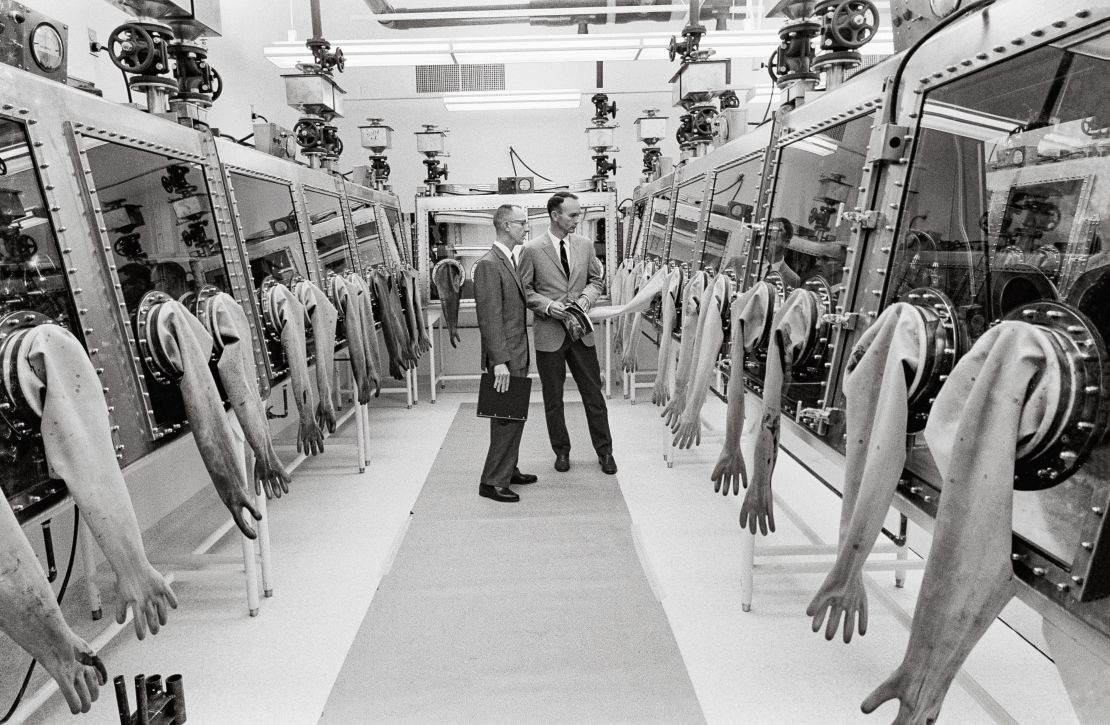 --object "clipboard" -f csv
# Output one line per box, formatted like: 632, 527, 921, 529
476, 373, 532, 421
